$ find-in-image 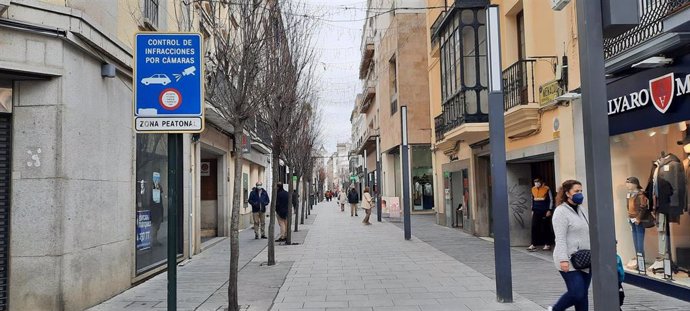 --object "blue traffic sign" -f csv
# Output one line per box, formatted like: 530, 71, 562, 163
134, 33, 204, 132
